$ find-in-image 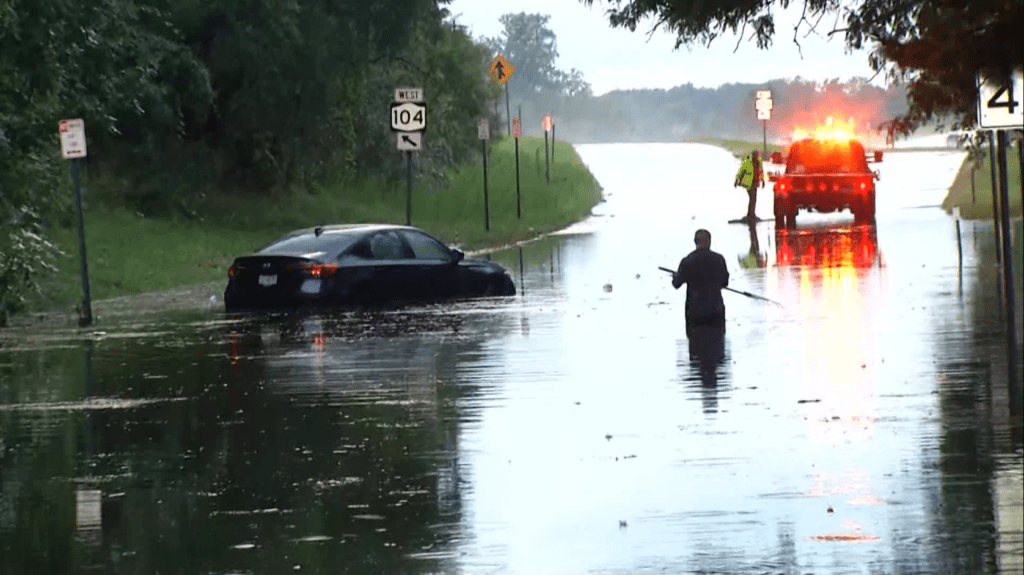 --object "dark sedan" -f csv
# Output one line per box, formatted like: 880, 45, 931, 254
224, 224, 516, 311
